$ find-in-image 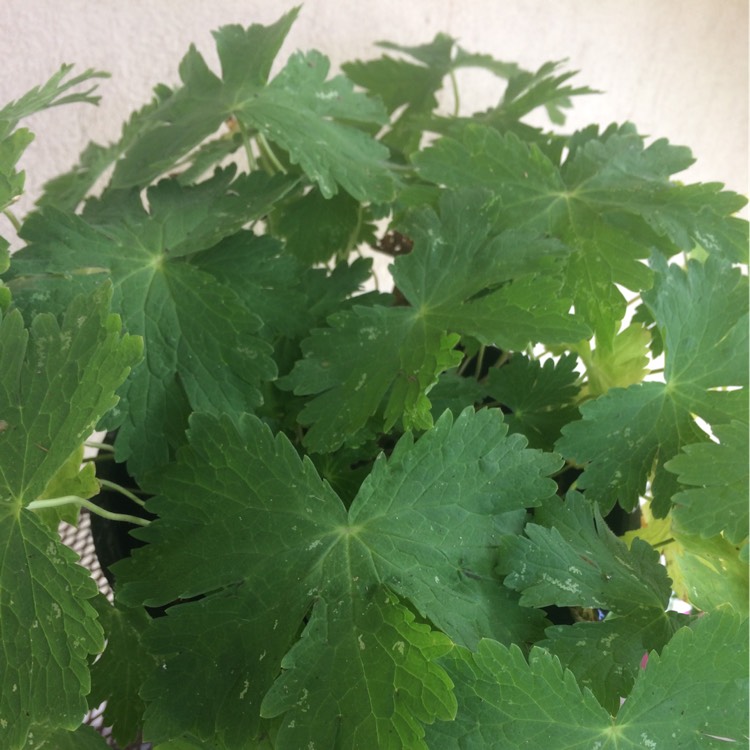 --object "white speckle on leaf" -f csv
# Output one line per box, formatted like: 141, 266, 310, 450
393, 641, 405, 655
0, 718, 6, 729
51, 602, 61, 619
354, 373, 367, 391
568, 566, 582, 575
288, 720, 295, 729
434, 576, 440, 584
307, 539, 322, 551
541, 572, 580, 594
640, 733, 656, 749
239, 680, 249, 700
358, 634, 366, 650
273, 619, 278, 630
259, 651, 266, 661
